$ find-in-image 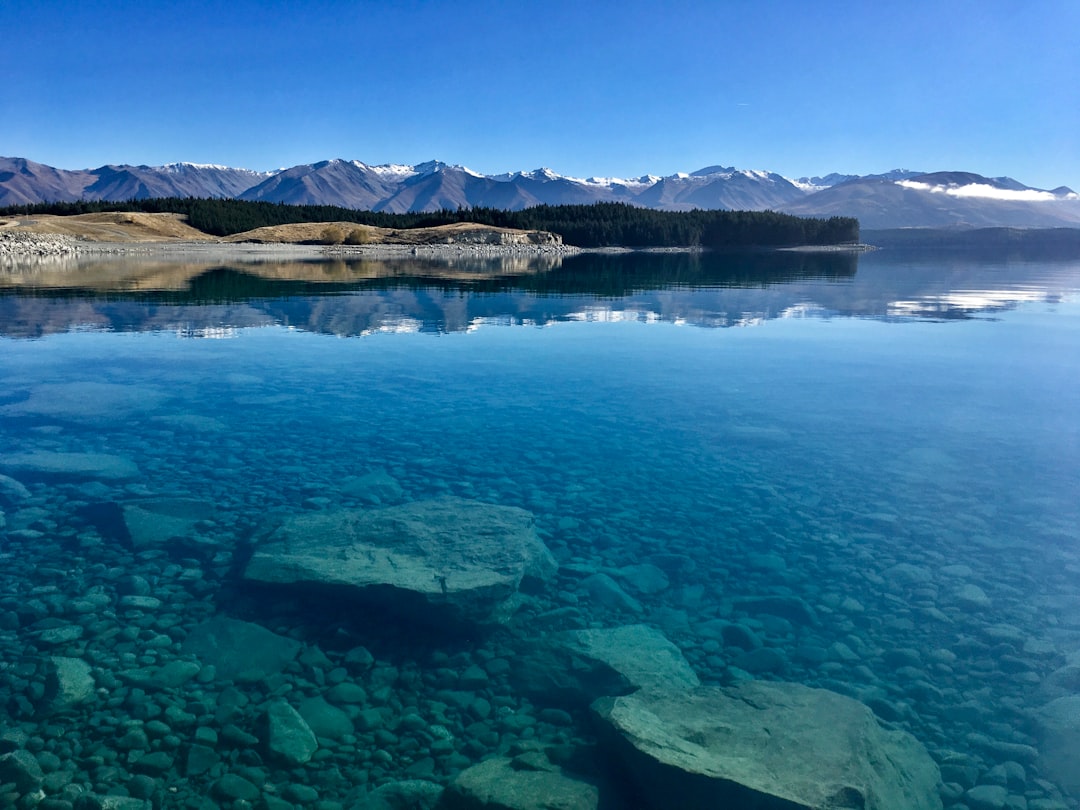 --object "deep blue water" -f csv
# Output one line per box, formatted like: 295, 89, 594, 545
1, 248, 1079, 808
